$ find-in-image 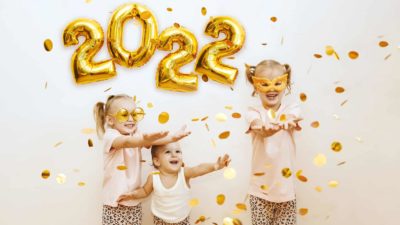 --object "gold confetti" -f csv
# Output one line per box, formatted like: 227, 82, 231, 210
223, 217, 242, 225
300, 93, 307, 102
216, 194, 225, 205
45, 82, 48, 89
314, 53, 322, 58
340, 99, 348, 106
201, 7, 207, 16
261, 43, 267, 46
311, 121, 320, 128
201, 116, 208, 121
202, 75, 209, 82
384, 54, 392, 60
225, 105, 233, 110
331, 141, 342, 152
78, 181, 86, 187
348, 51, 359, 59
218, 131, 230, 139
85, 0, 92, 3
81, 128, 95, 134
337, 161, 346, 166
281, 168, 292, 178
174, 23, 180, 28
158, 112, 169, 124
189, 198, 200, 207
56, 173, 66, 184
215, 113, 228, 122
205, 123, 210, 131
325, 45, 335, 55
88, 139, 93, 147
223, 167, 236, 179
270, 16, 277, 22
44, 39, 53, 52
211, 139, 216, 148
232, 112, 241, 118
253, 172, 265, 176
328, 180, 339, 188
313, 154, 327, 167
117, 165, 127, 170
236, 203, 247, 211
335, 86, 345, 93
379, 41, 389, 47
296, 170, 308, 182
279, 114, 287, 122
54, 141, 63, 148
192, 118, 199, 122
147, 102, 153, 108
299, 208, 308, 216
195, 215, 206, 224
104, 87, 112, 92
315, 186, 323, 192
267, 109, 276, 120
167, 7, 173, 12
41, 170, 50, 179
333, 51, 340, 60
140, 11, 152, 20
260, 184, 269, 191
